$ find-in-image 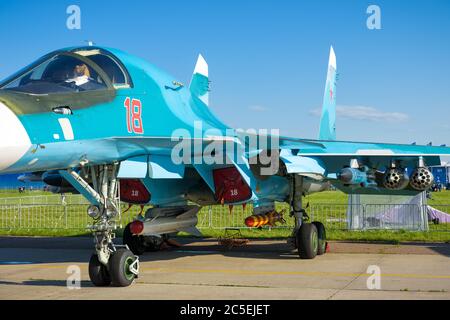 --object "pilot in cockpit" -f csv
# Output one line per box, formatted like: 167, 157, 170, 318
65, 63, 106, 91
66, 63, 91, 87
